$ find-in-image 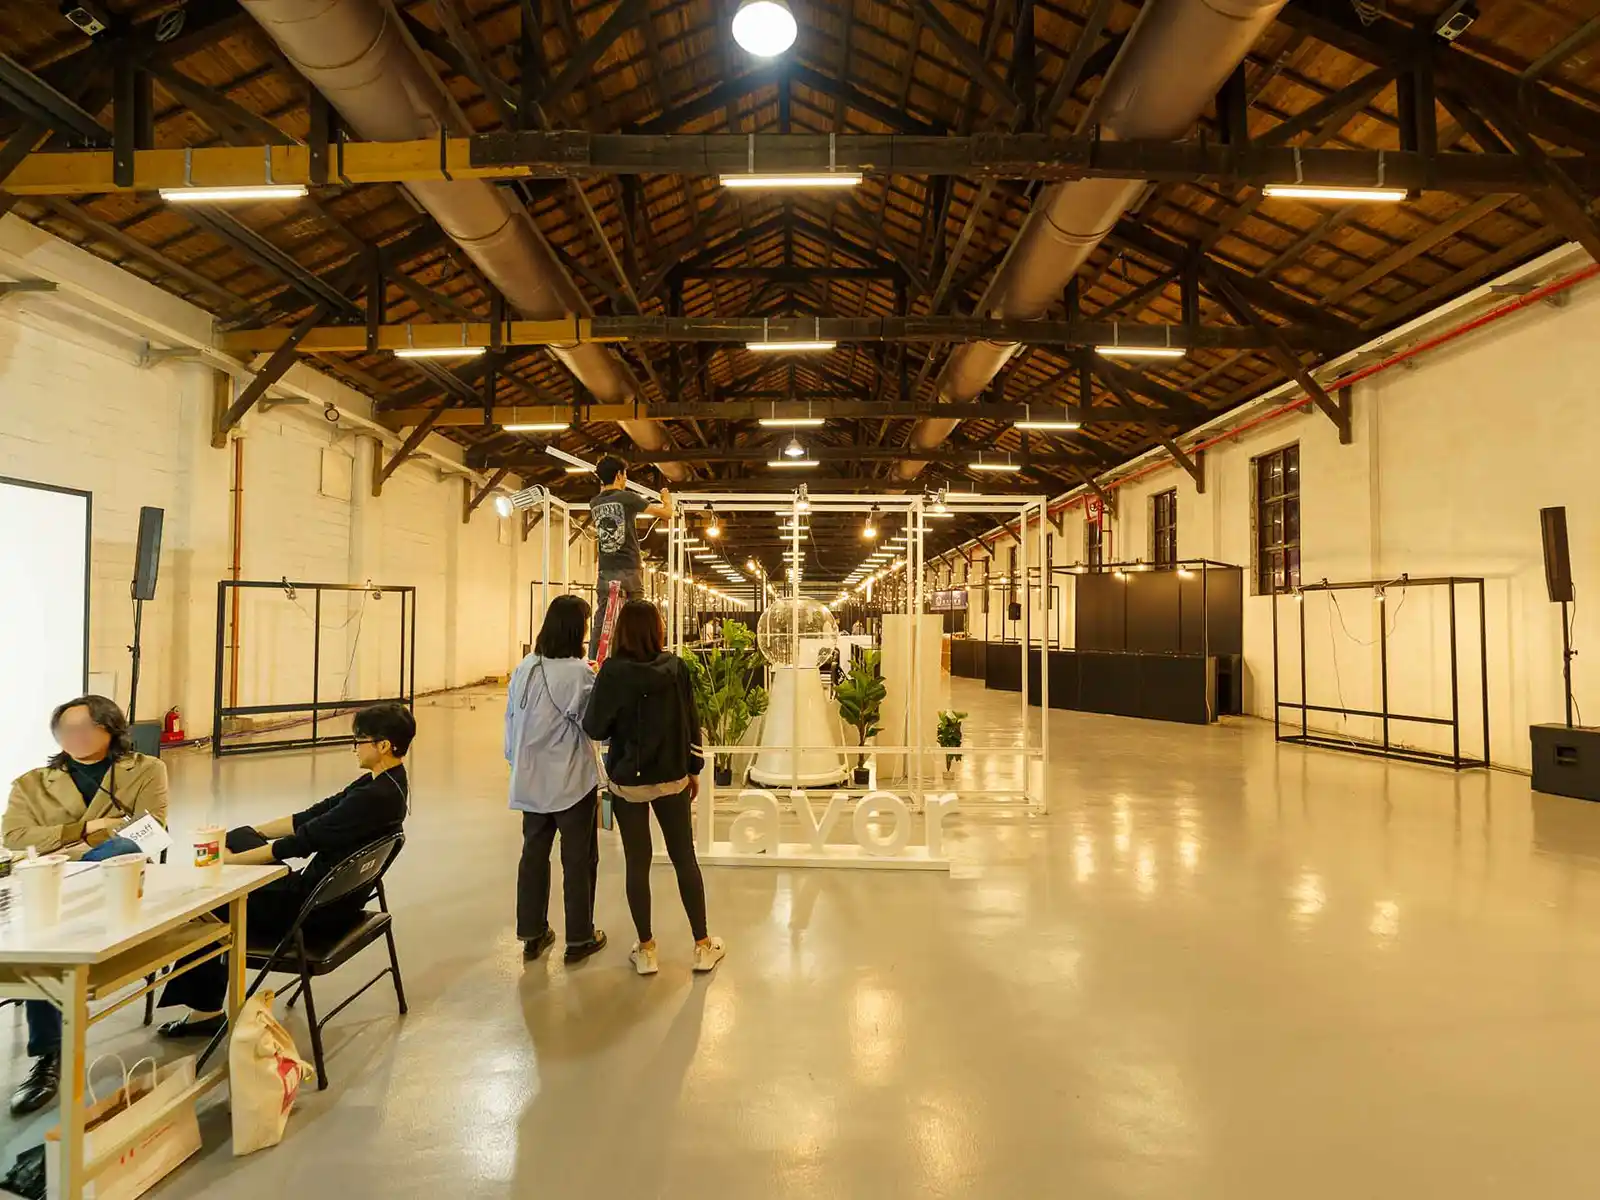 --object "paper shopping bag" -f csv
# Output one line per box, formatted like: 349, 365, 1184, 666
229, 990, 315, 1156
46, 1054, 201, 1200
